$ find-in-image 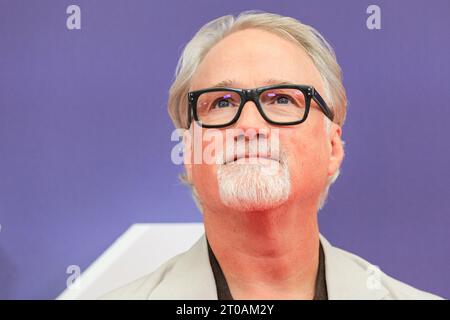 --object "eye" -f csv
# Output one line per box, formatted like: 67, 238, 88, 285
211, 93, 238, 109
261, 89, 306, 110
263, 91, 294, 106
275, 95, 291, 104
213, 99, 231, 108
266, 93, 293, 105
